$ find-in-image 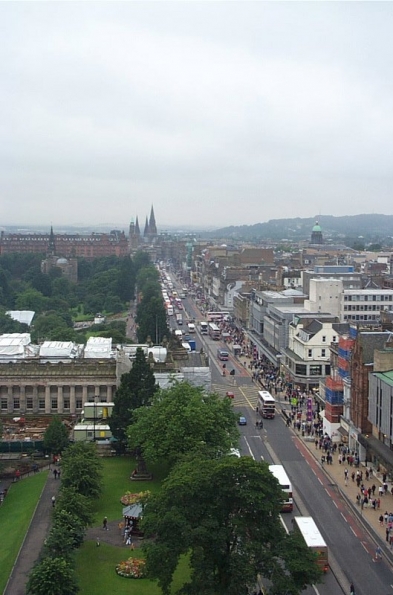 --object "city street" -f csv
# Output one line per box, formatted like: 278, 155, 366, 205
172, 278, 393, 595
